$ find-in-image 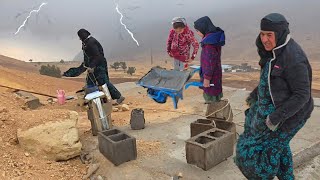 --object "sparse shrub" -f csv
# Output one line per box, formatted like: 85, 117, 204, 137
39, 64, 62, 78
111, 62, 121, 71
120, 62, 127, 72
127, 67, 136, 76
